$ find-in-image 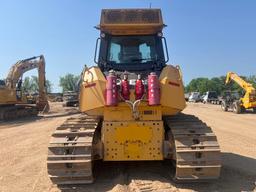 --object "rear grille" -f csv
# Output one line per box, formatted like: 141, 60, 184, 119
102, 9, 161, 25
